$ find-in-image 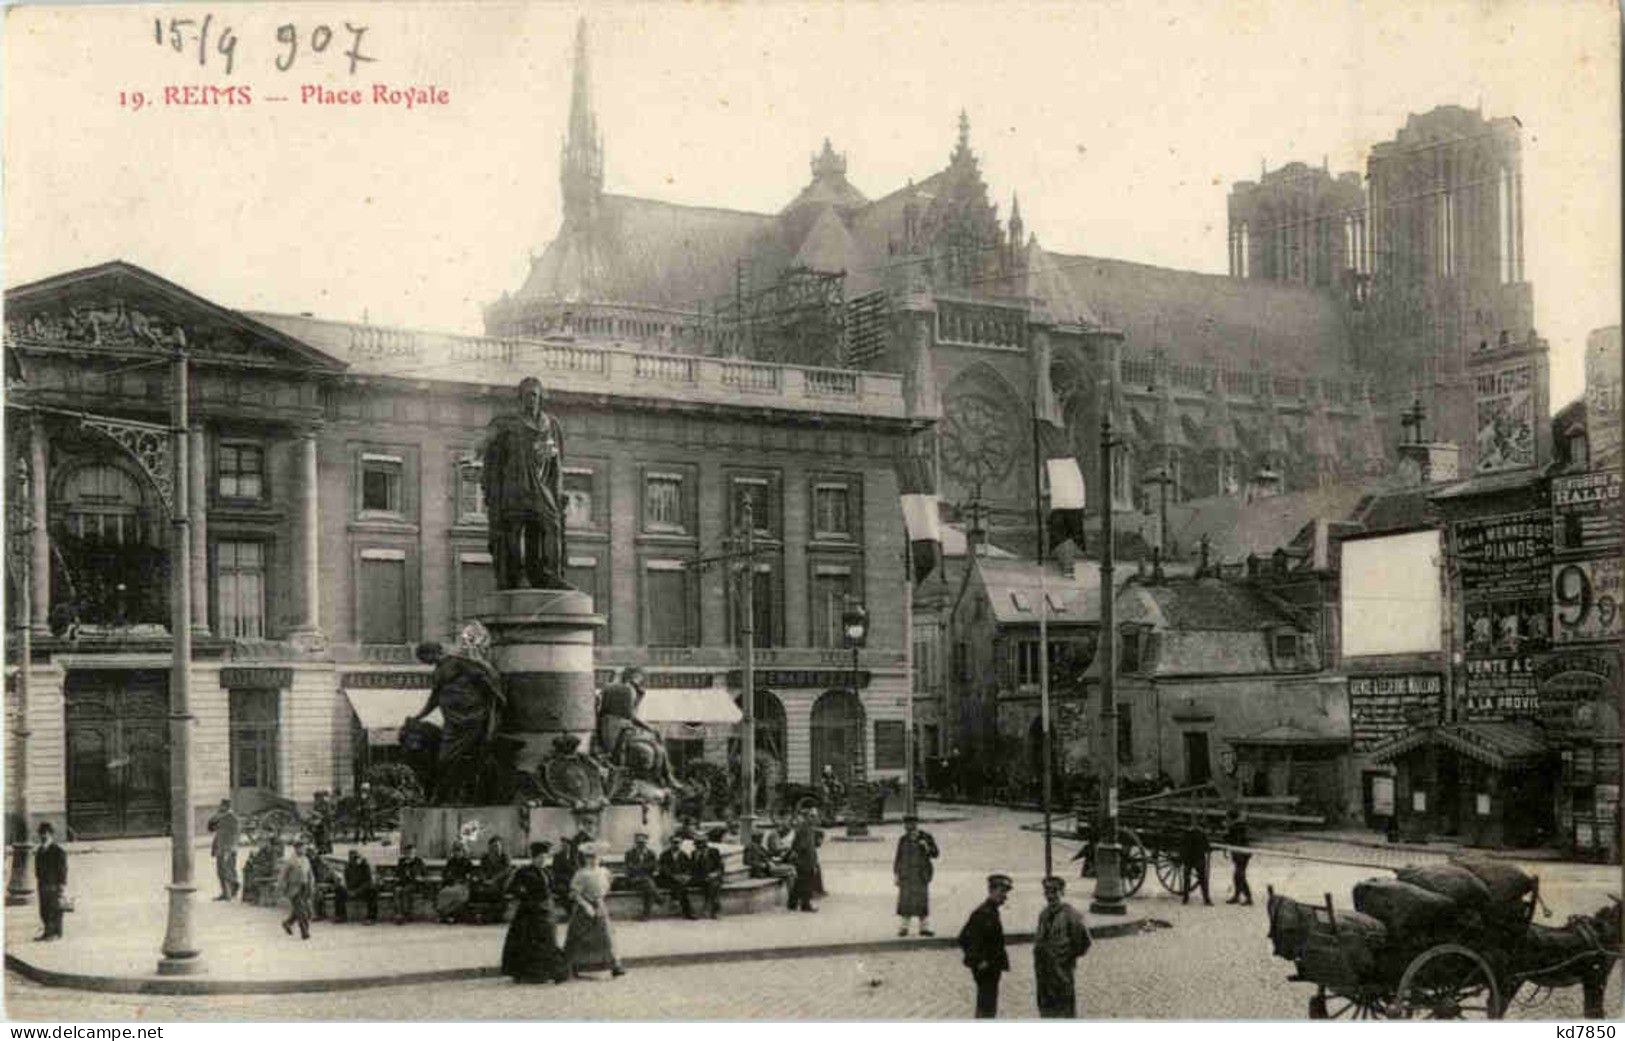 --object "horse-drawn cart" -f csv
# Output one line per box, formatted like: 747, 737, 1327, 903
1269, 863, 1621, 1019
